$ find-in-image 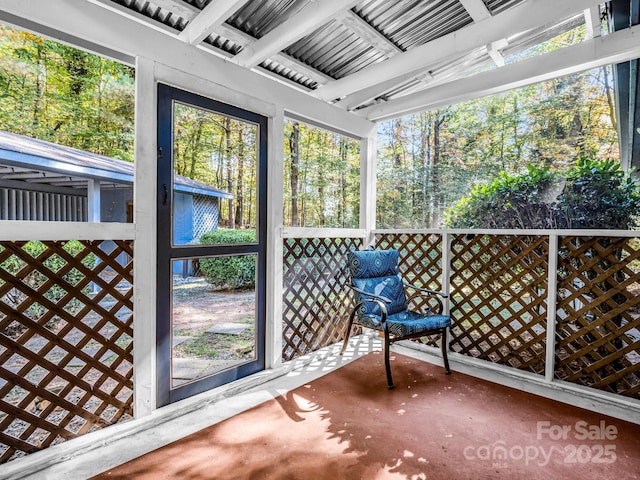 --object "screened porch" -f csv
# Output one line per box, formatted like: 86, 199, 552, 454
0, 0, 639, 479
